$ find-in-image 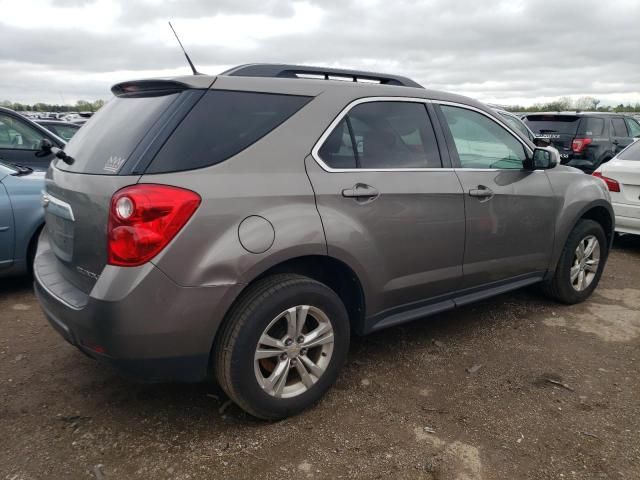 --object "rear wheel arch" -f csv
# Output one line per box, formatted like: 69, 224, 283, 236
229, 255, 366, 334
